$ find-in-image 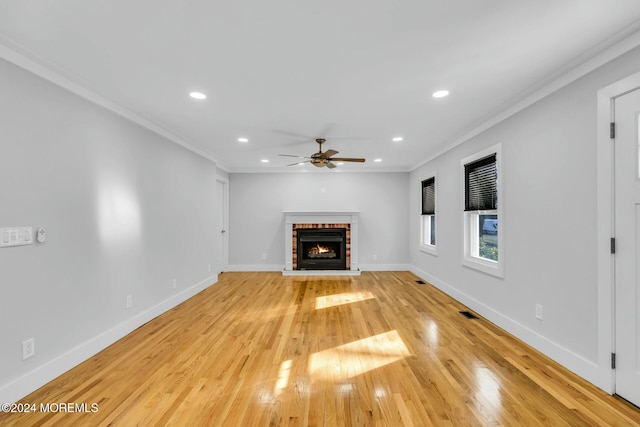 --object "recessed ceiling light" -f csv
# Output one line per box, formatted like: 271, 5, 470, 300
298, 162, 305, 166
237, 137, 249, 143
336, 162, 344, 165
189, 92, 207, 100
392, 137, 403, 142
432, 90, 449, 98
374, 158, 382, 162
261, 159, 269, 163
